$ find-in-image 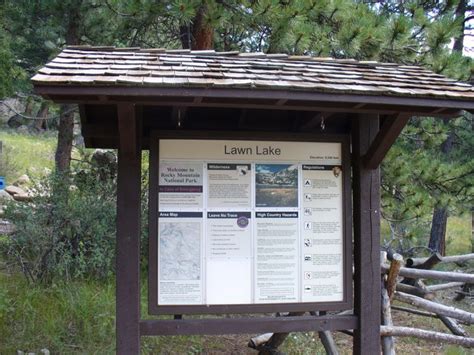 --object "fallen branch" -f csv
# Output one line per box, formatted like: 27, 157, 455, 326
396, 283, 435, 300
391, 305, 438, 318
380, 326, 474, 347
454, 284, 472, 301
381, 264, 474, 283
438, 315, 469, 337
248, 333, 273, 349
319, 331, 339, 355
407, 253, 474, 267
406, 252, 442, 269
426, 282, 465, 292
381, 288, 395, 355
249, 312, 304, 354
394, 292, 474, 324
